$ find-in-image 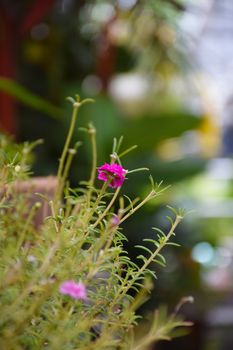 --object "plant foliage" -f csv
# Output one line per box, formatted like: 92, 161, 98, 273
0, 96, 192, 350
